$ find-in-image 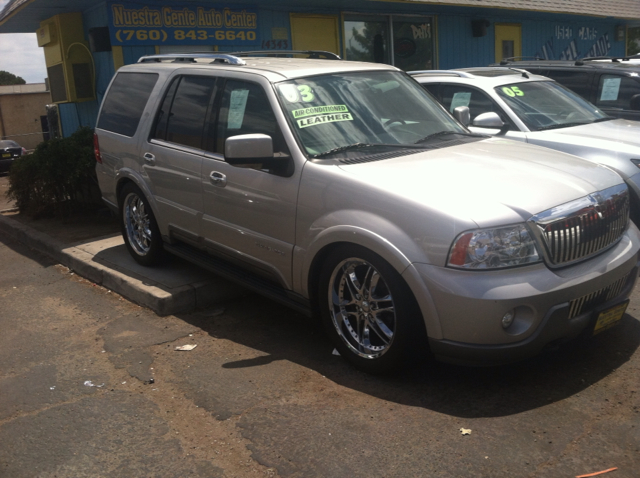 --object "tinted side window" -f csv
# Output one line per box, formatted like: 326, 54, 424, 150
541, 70, 593, 100
162, 76, 217, 149
596, 74, 640, 110
213, 80, 289, 155
98, 72, 159, 136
